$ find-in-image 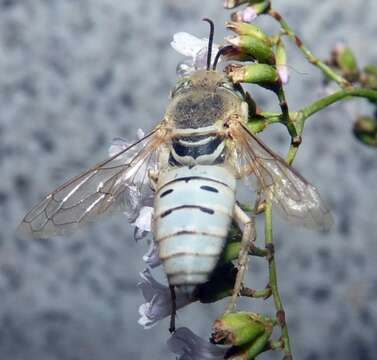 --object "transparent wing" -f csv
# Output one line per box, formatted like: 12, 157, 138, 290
230, 122, 333, 231
19, 129, 164, 238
